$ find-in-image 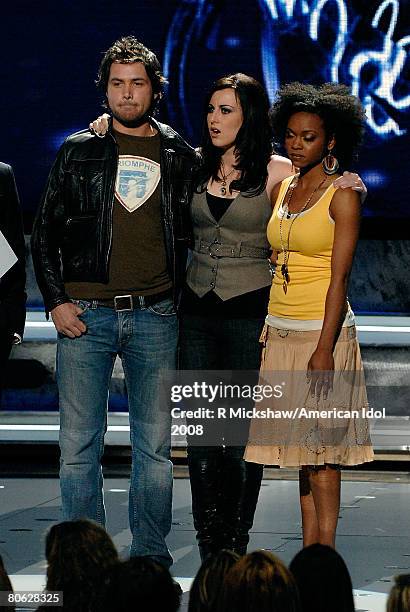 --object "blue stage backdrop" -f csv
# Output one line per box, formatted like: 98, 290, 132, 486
1, 0, 409, 312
